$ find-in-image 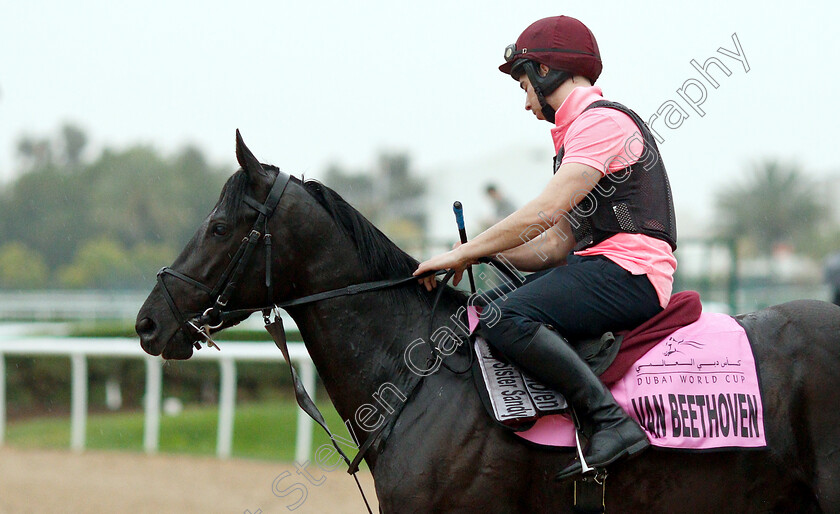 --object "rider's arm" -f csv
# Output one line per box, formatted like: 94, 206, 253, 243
457, 161, 597, 259
415, 162, 600, 287
497, 216, 576, 272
